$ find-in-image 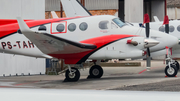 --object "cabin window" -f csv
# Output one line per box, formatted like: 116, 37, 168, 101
68, 23, 76, 32
169, 26, 175, 32
112, 18, 125, 27
177, 25, 180, 32
159, 26, 165, 32
38, 25, 46, 31
99, 21, 109, 29
79, 22, 88, 31
56, 24, 65, 32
